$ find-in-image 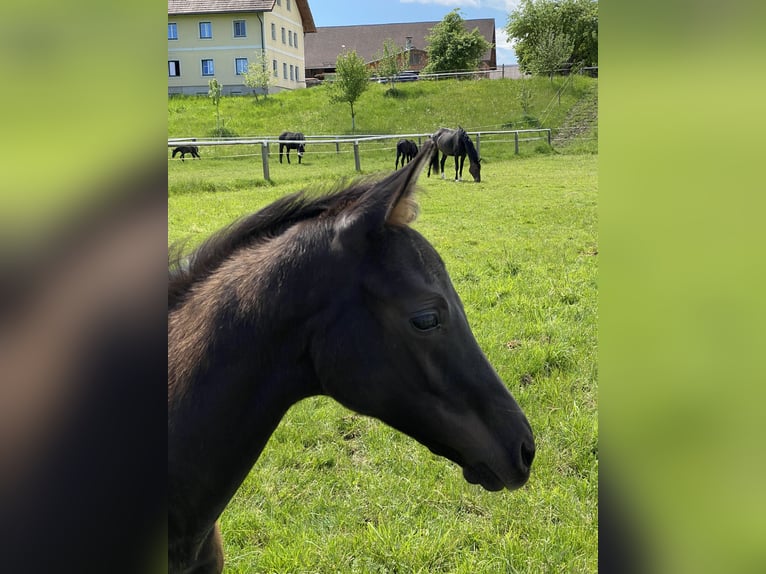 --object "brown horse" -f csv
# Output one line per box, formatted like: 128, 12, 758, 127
168, 141, 534, 573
